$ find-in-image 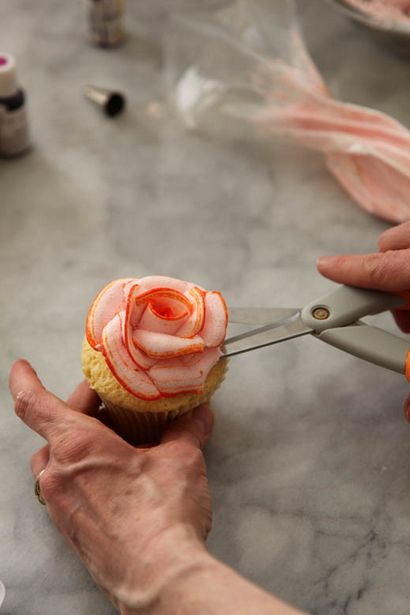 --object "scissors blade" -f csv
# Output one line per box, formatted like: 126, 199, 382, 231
223, 314, 312, 357
228, 307, 299, 325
